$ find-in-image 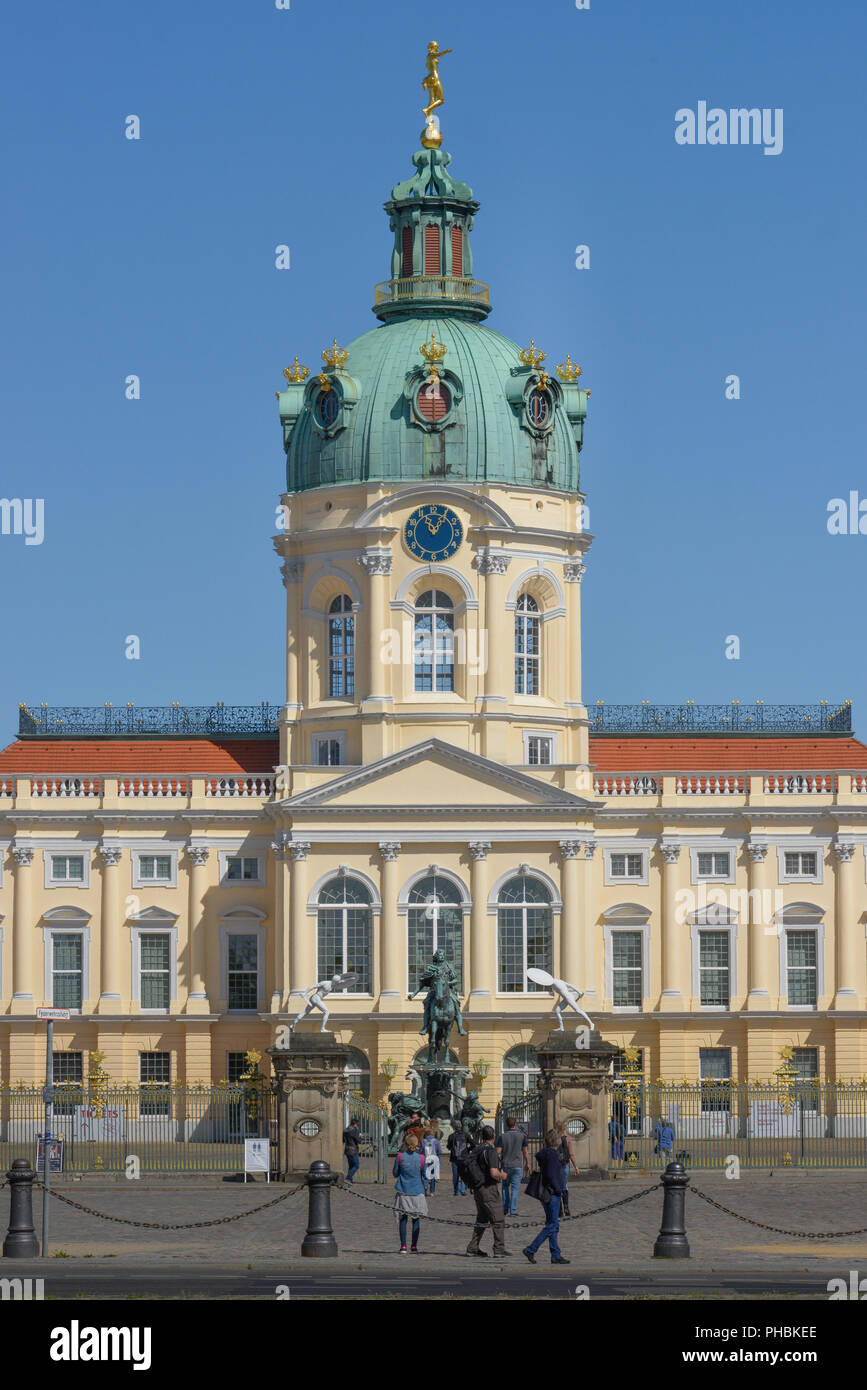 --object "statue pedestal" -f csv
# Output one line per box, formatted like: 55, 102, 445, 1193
267, 1031, 350, 1181
412, 1060, 472, 1133
536, 1029, 619, 1181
